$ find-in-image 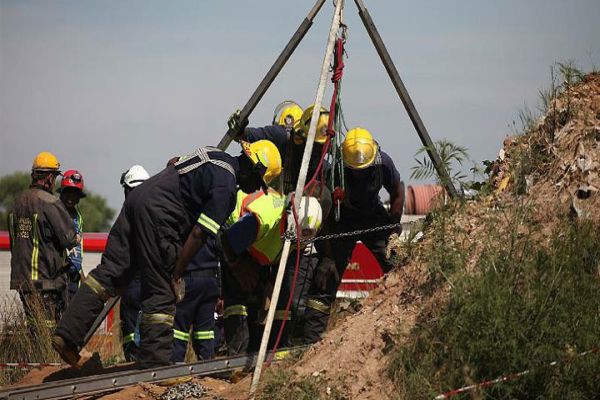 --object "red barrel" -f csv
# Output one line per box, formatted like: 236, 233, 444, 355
405, 185, 443, 215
